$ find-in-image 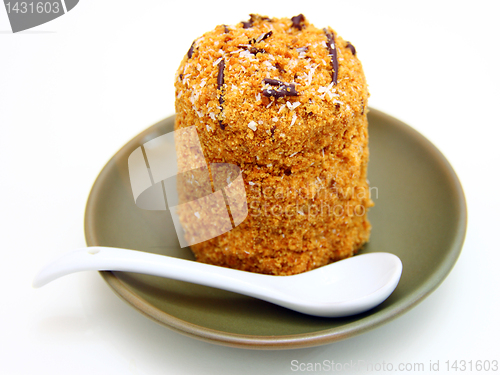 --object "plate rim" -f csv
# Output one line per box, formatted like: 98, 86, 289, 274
84, 108, 467, 349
